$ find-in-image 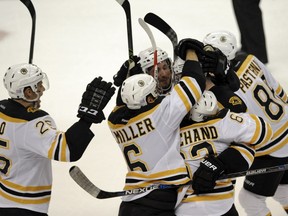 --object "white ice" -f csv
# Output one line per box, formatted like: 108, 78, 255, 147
0, 0, 287, 215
